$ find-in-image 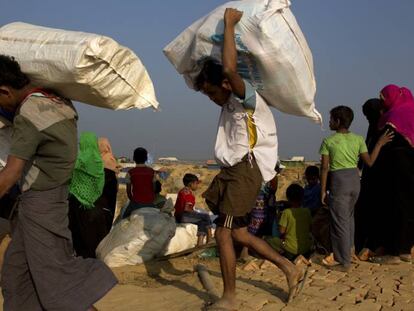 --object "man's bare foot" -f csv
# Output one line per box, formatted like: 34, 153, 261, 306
286, 264, 307, 303
206, 297, 238, 310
